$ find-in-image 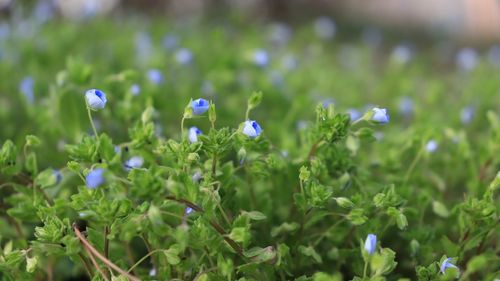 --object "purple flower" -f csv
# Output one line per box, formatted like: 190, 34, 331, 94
347, 108, 361, 121
460, 106, 475, 125
398, 97, 414, 116
456, 48, 478, 72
